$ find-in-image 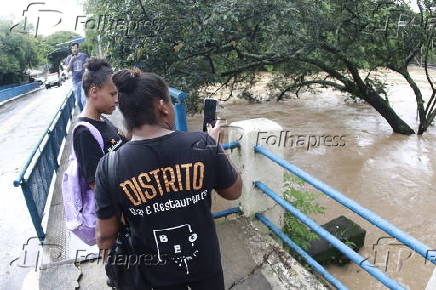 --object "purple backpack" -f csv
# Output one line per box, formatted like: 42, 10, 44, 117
62, 122, 104, 246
